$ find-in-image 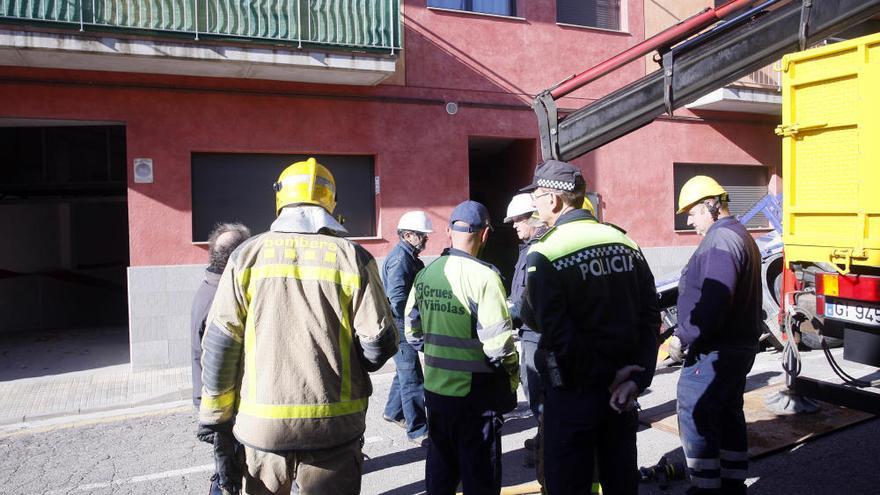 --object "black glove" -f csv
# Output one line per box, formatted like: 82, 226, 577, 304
196, 423, 216, 444
198, 423, 243, 495
213, 429, 243, 495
